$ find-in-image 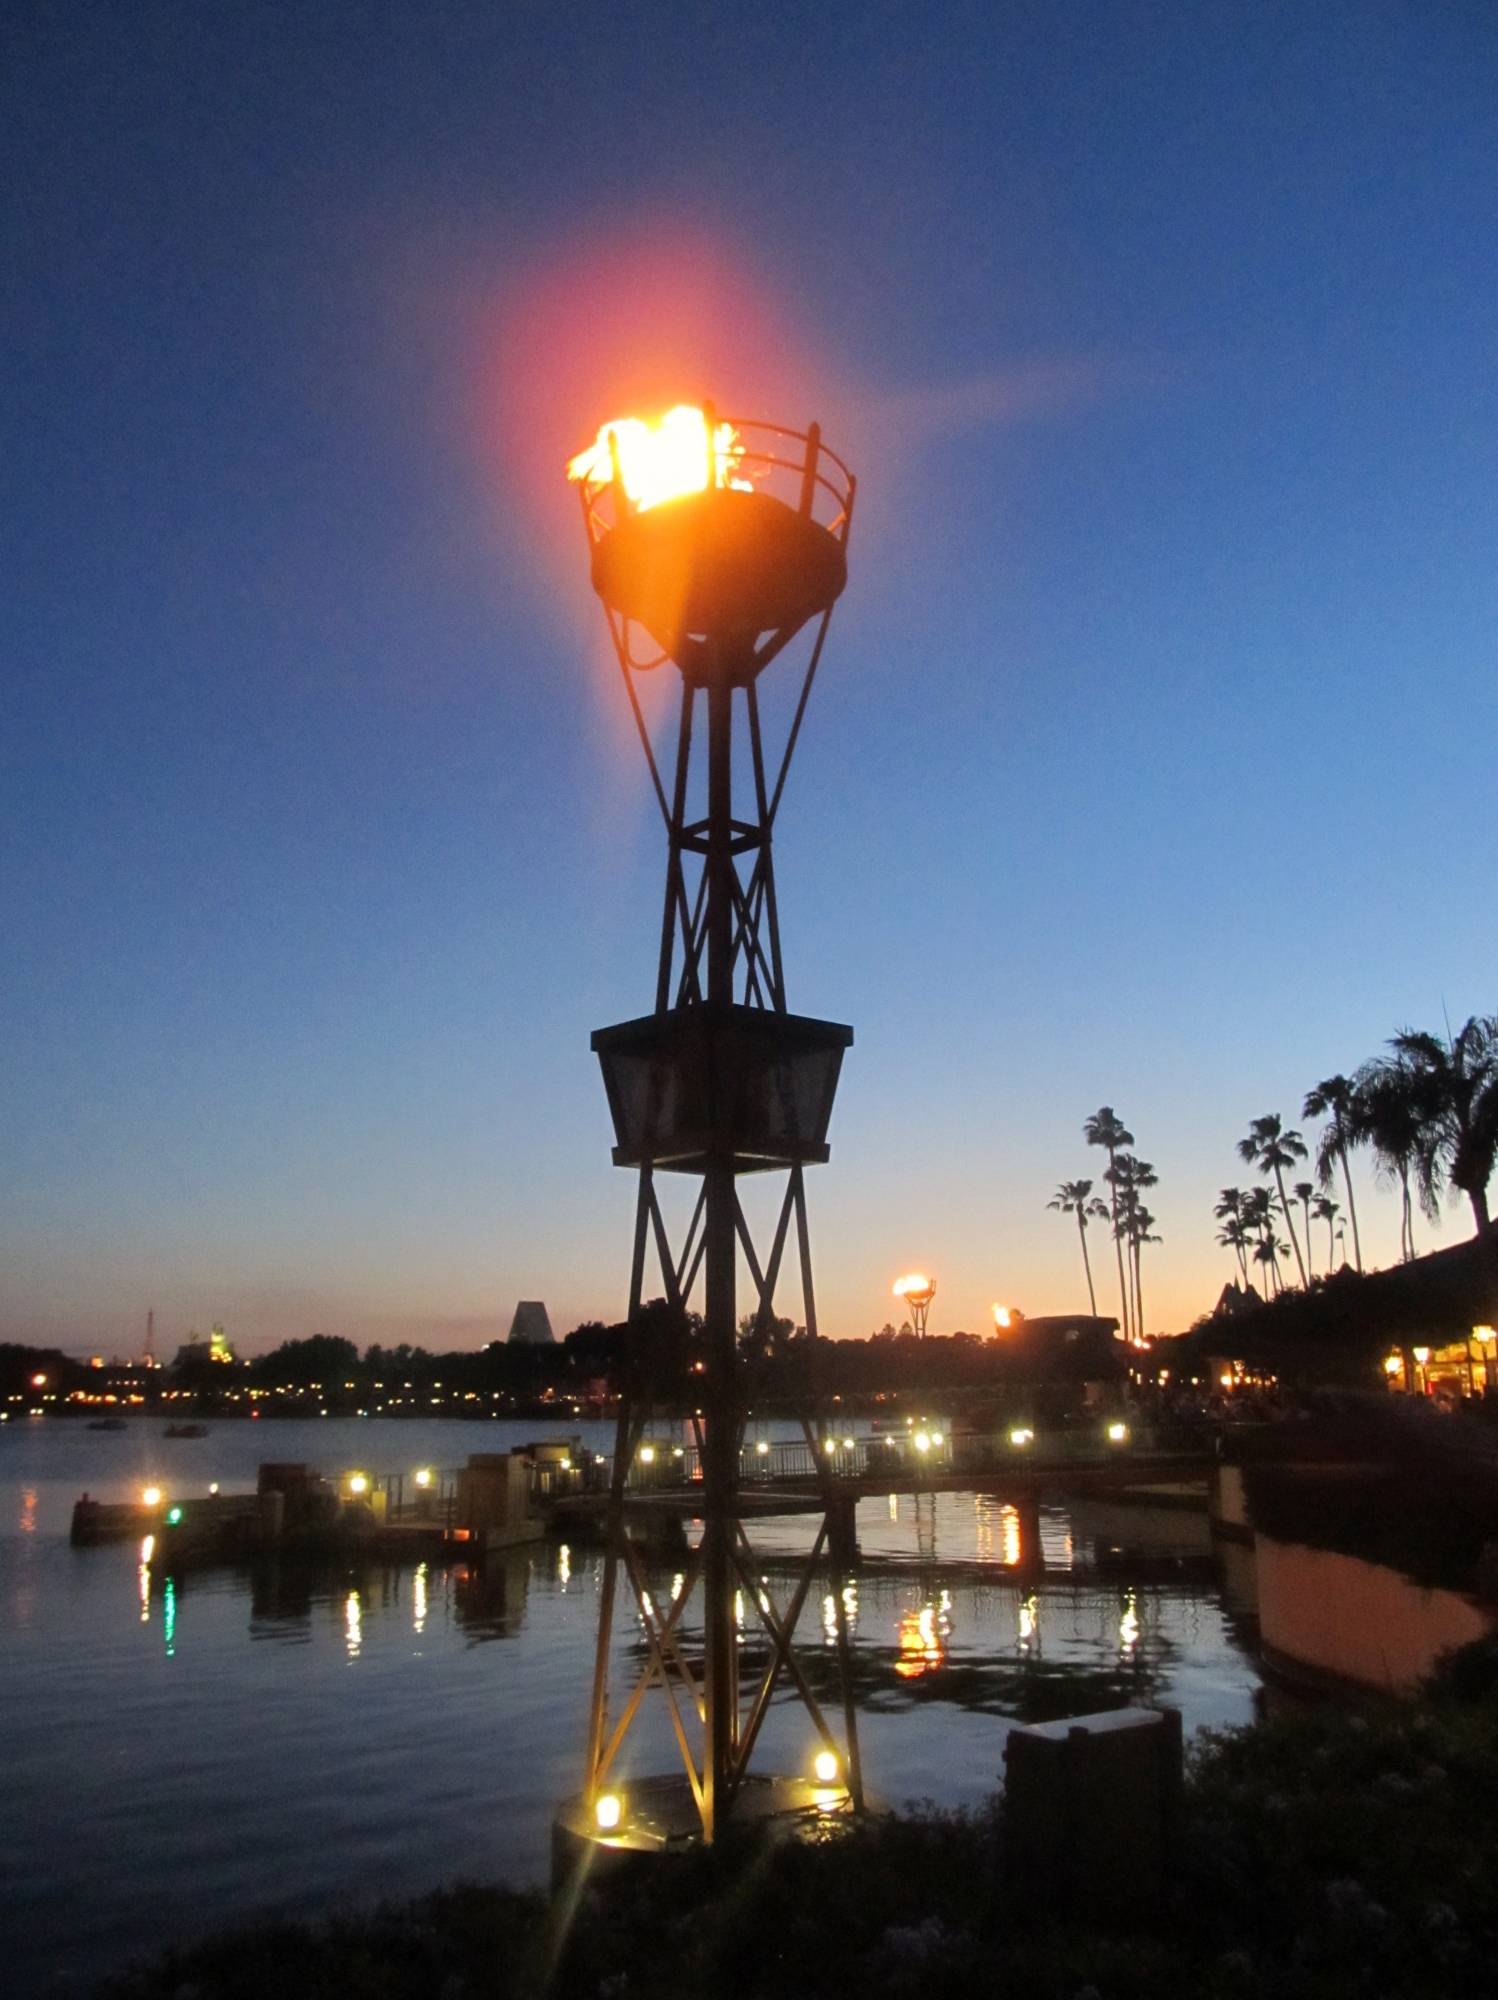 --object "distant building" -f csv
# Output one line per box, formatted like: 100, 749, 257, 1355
507, 1300, 556, 1346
